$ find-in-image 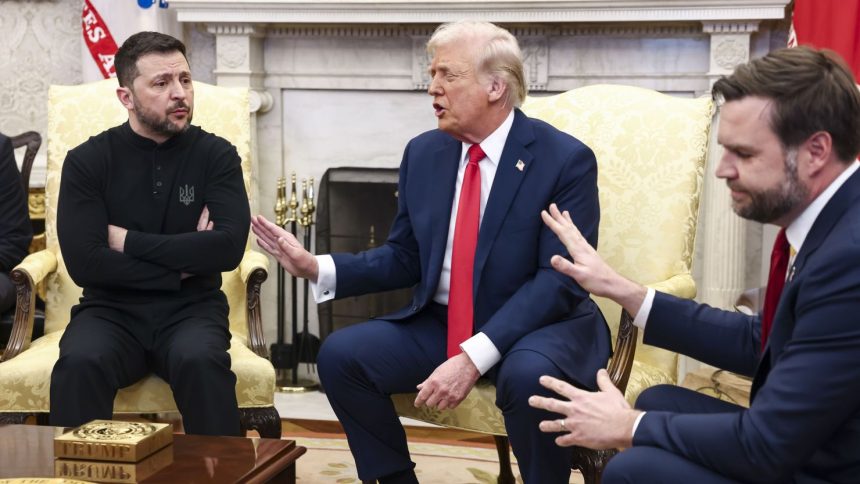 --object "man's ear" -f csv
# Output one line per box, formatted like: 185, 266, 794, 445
487, 76, 507, 104
802, 131, 834, 176
116, 86, 134, 111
